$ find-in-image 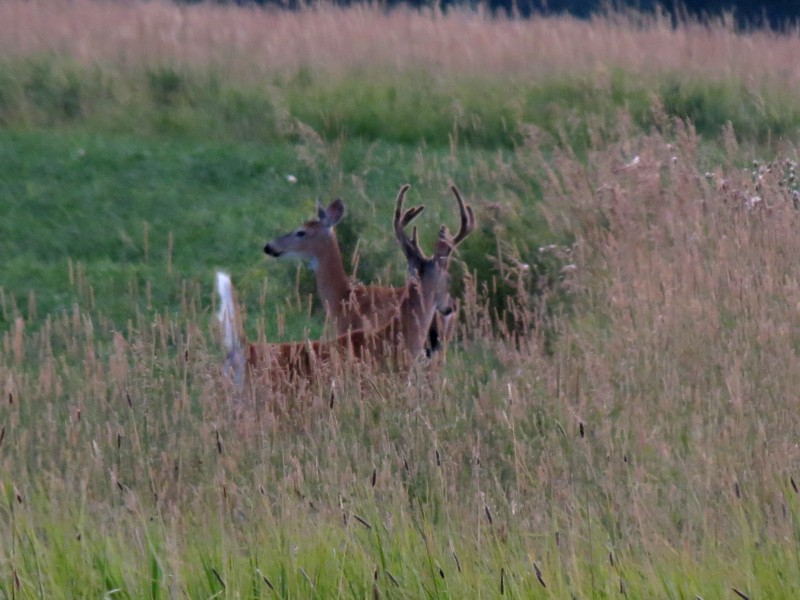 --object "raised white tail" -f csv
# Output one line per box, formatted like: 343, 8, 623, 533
216, 271, 239, 352
216, 271, 245, 386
